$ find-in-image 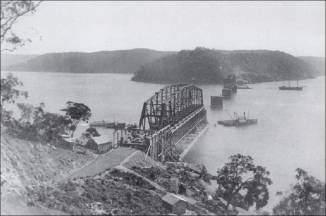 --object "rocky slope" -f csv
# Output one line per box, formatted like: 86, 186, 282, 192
0, 133, 96, 215
1, 131, 255, 215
